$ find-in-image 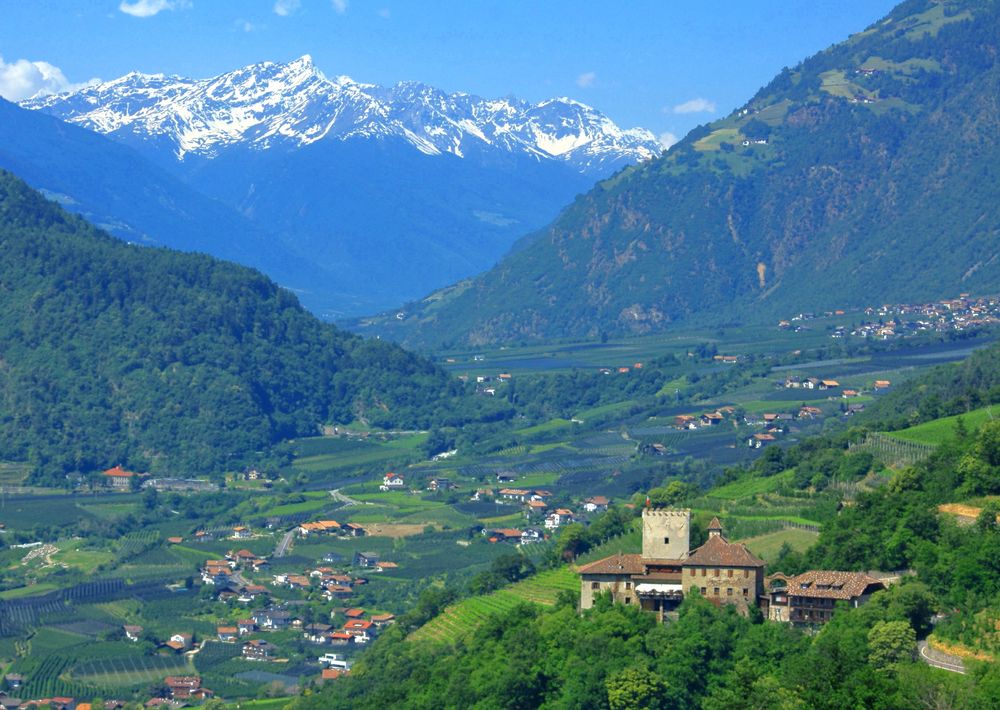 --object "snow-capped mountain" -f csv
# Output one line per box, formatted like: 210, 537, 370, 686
14, 57, 662, 317
24, 55, 660, 177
